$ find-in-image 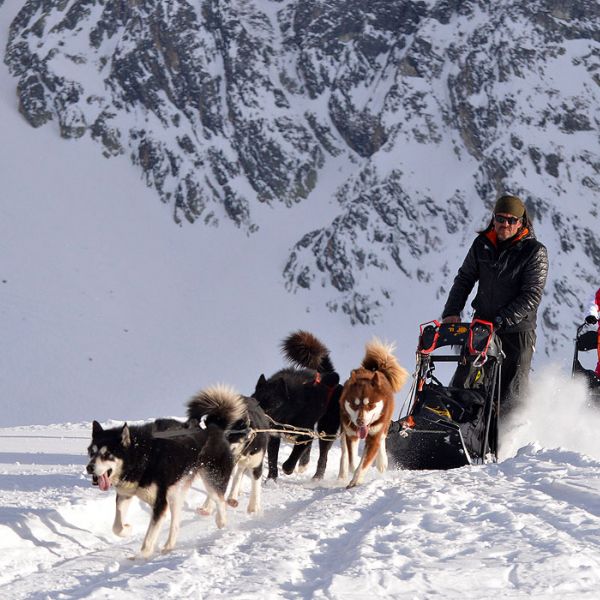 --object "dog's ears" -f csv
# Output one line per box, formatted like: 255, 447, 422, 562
321, 372, 340, 387
92, 420, 103, 436
372, 371, 385, 389
121, 423, 131, 448
255, 374, 267, 392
